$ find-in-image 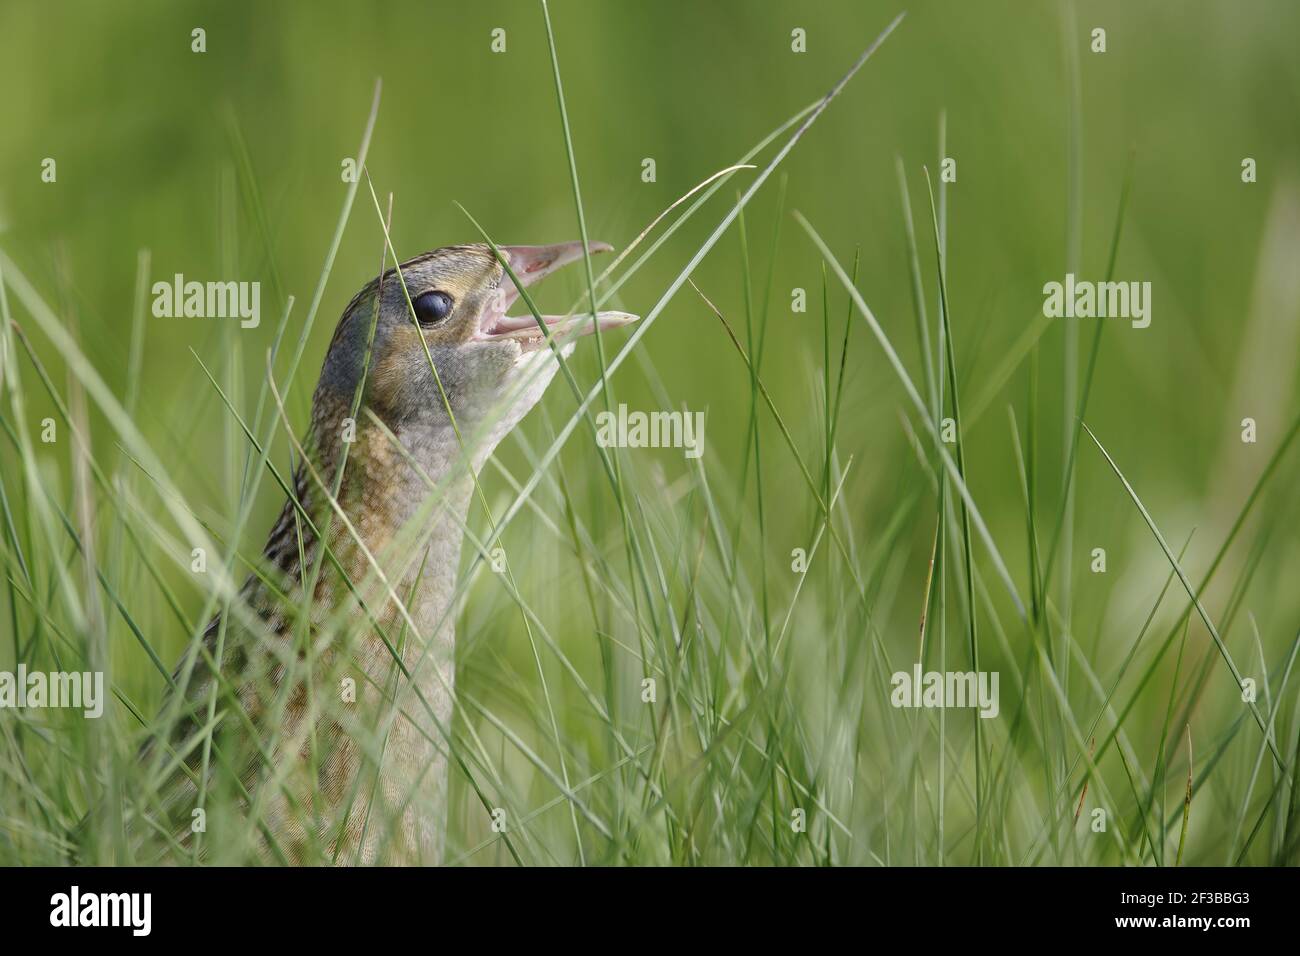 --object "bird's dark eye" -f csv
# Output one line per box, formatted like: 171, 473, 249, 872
413, 290, 454, 325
